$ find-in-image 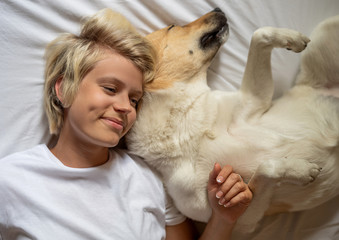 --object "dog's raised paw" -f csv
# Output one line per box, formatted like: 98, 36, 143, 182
256, 158, 322, 186
285, 33, 310, 52
282, 30, 310, 53
308, 165, 322, 183
255, 27, 310, 52
281, 161, 322, 186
